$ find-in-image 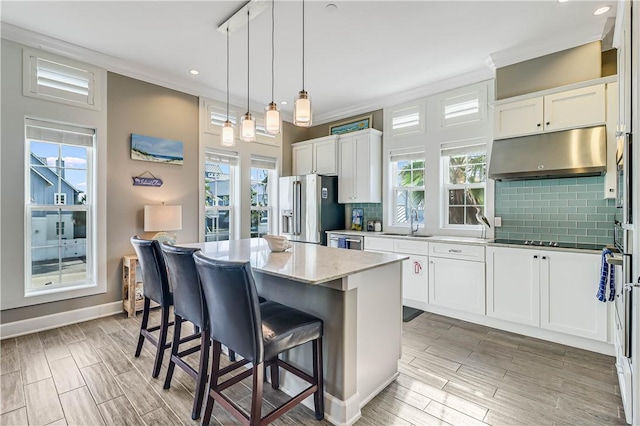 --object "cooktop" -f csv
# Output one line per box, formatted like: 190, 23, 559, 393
492, 239, 603, 251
